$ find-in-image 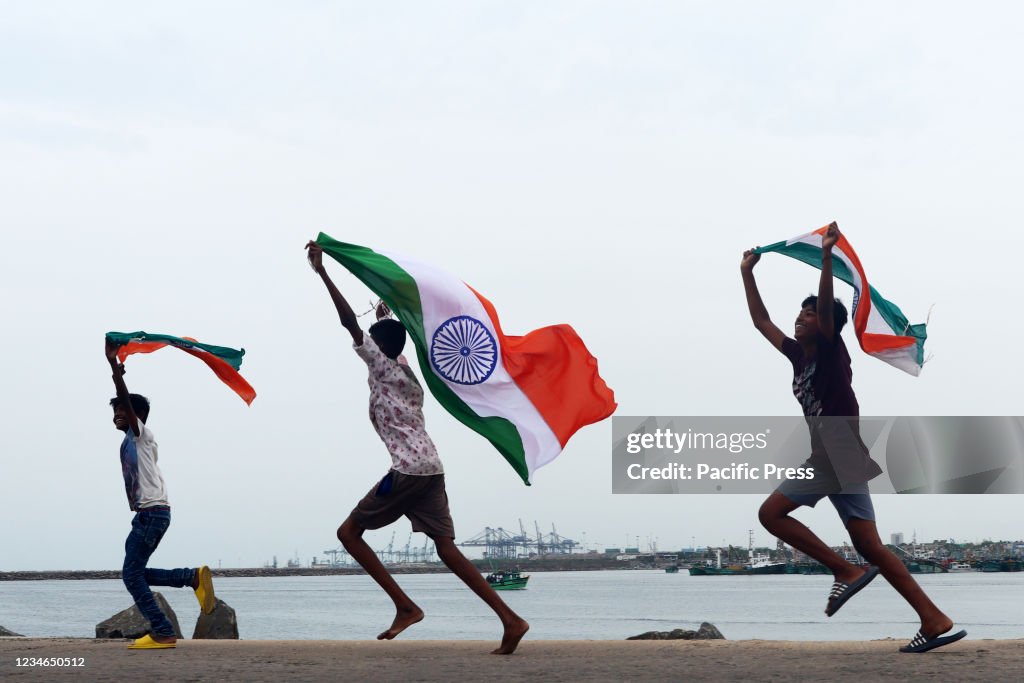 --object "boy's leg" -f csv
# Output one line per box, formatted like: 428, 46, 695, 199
337, 516, 423, 640
145, 567, 195, 589
122, 511, 177, 643
405, 474, 529, 654
758, 491, 865, 585
432, 535, 530, 655
145, 565, 216, 614
846, 518, 954, 638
